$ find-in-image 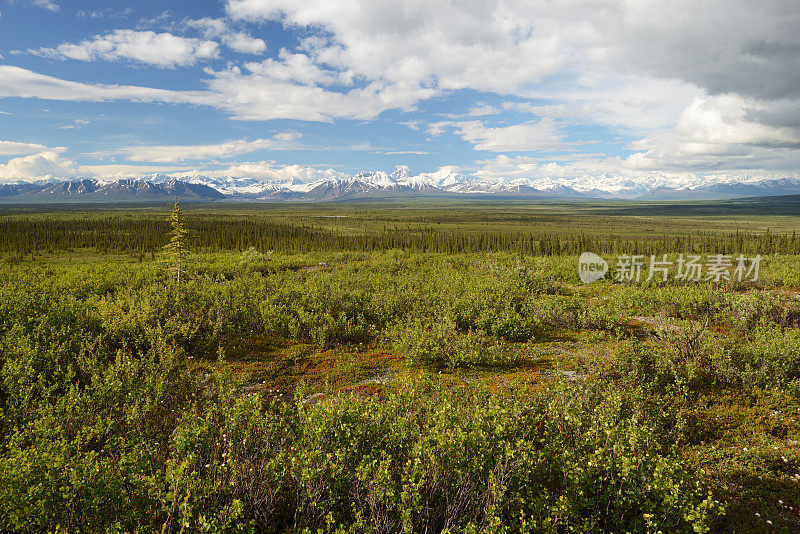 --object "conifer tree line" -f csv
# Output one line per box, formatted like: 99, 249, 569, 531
1, 214, 798, 256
